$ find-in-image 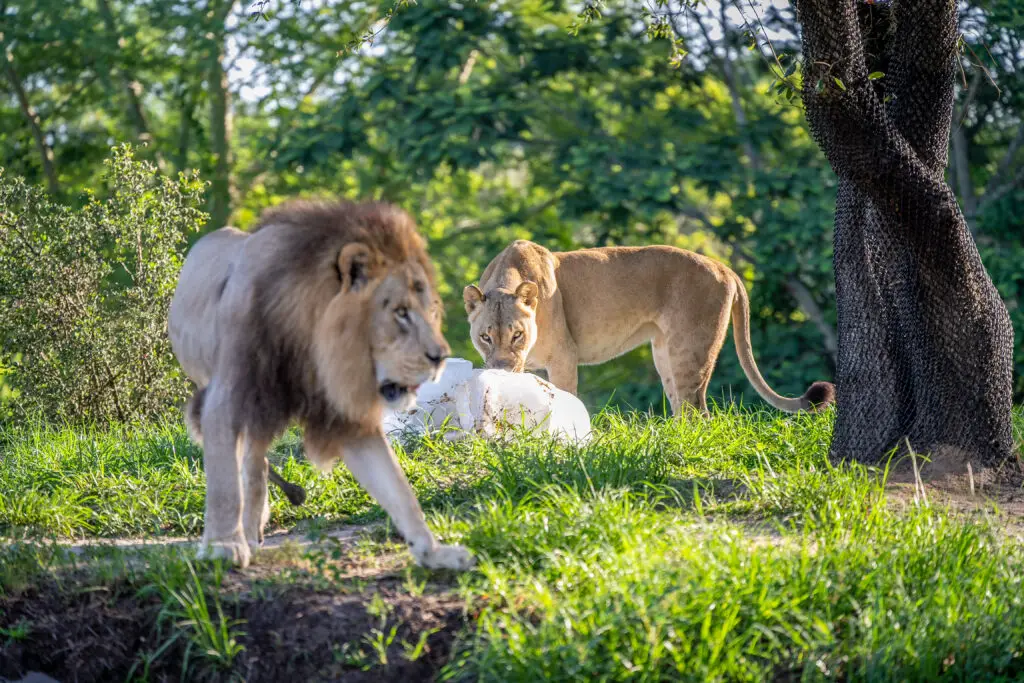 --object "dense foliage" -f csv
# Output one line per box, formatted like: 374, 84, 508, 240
0, 146, 205, 423
0, 0, 1019, 419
